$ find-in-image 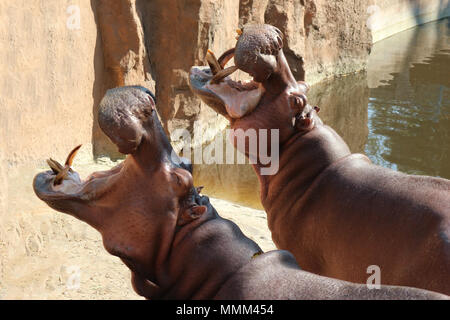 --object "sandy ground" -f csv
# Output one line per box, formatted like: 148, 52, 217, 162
0, 159, 275, 300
